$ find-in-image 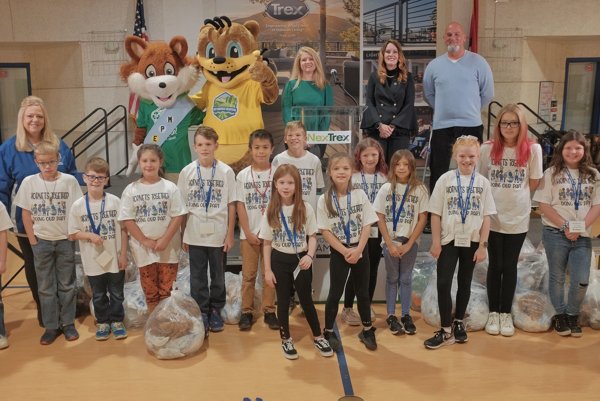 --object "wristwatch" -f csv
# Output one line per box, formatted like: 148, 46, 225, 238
479, 241, 488, 248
